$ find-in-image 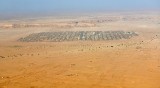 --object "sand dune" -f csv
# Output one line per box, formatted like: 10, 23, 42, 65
0, 12, 160, 88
